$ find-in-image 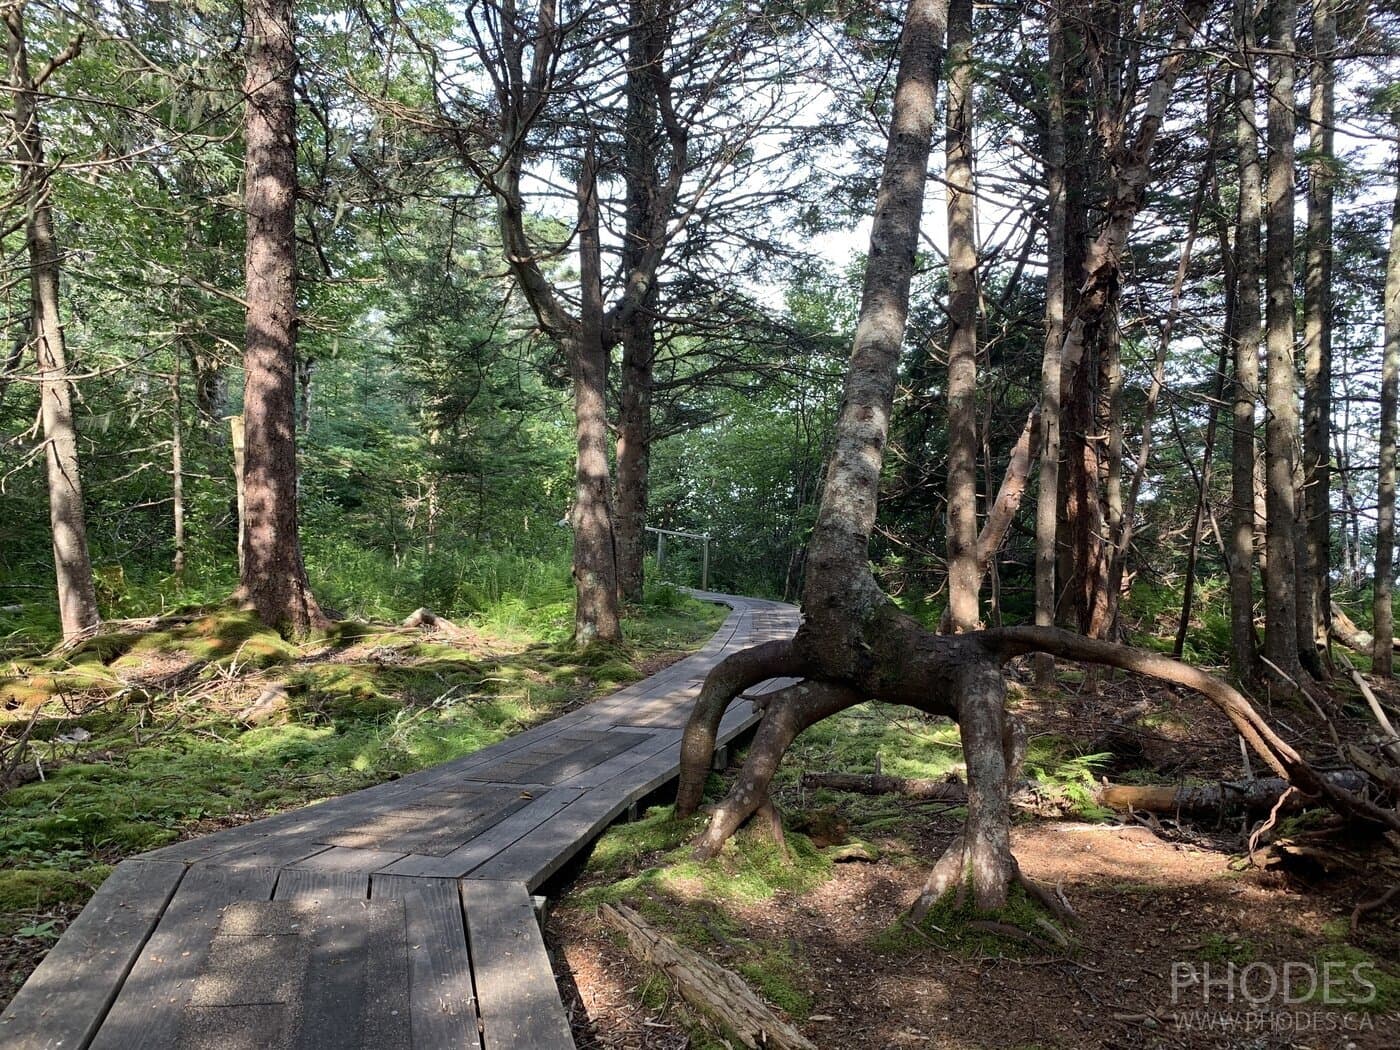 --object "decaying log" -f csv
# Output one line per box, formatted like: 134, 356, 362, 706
599, 902, 816, 1050
1099, 770, 1369, 817
1331, 602, 1400, 656
802, 768, 1373, 821
401, 607, 458, 631
237, 684, 289, 726
801, 770, 967, 801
